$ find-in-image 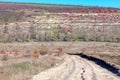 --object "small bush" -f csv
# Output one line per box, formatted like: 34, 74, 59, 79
13, 49, 19, 56
0, 50, 5, 54
1, 54, 8, 61
40, 50, 47, 55
32, 49, 39, 58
